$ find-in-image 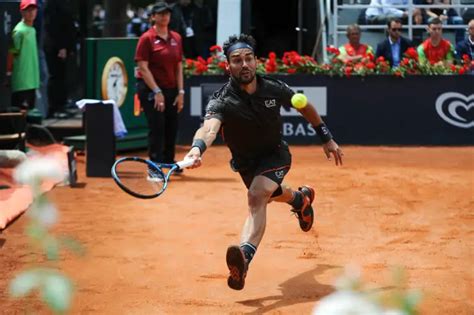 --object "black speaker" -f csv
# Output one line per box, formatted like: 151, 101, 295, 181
85, 102, 115, 177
